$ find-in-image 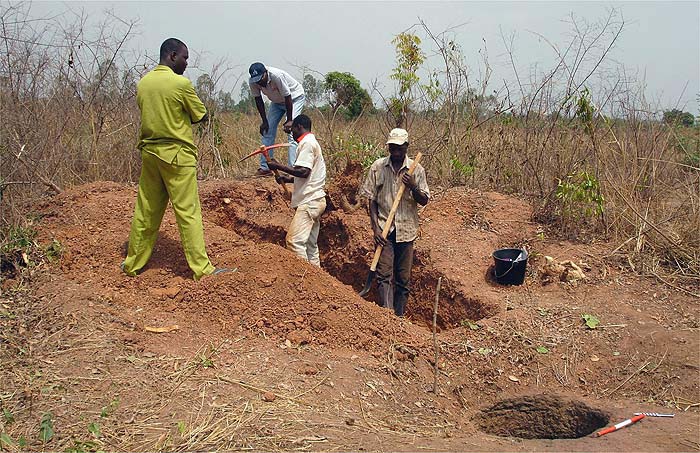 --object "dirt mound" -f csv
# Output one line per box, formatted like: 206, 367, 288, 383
476, 394, 609, 439
201, 179, 535, 329
325, 159, 364, 213
38, 181, 428, 354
